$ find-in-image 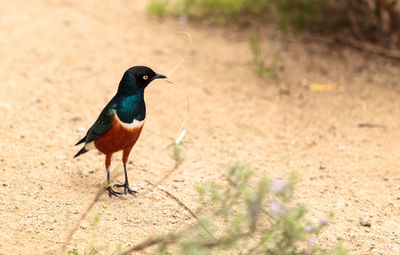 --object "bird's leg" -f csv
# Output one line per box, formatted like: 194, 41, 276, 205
114, 147, 138, 195
114, 163, 138, 195
106, 167, 121, 197
105, 154, 121, 197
